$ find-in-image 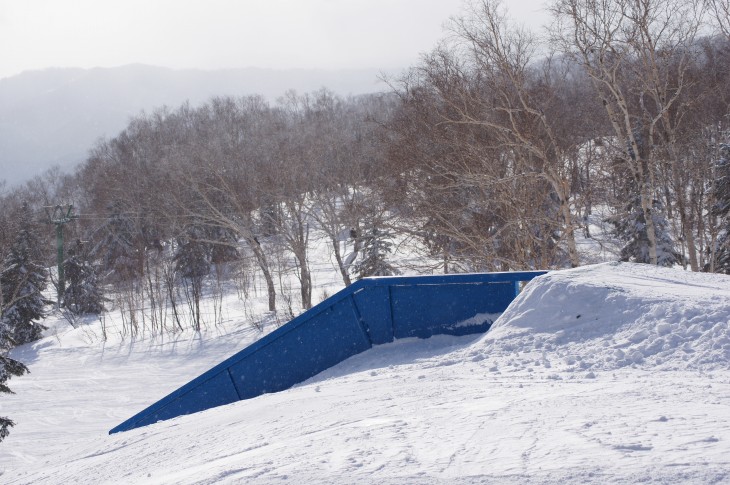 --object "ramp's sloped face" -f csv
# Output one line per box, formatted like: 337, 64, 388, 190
227, 297, 372, 401
110, 271, 545, 434
123, 370, 241, 430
